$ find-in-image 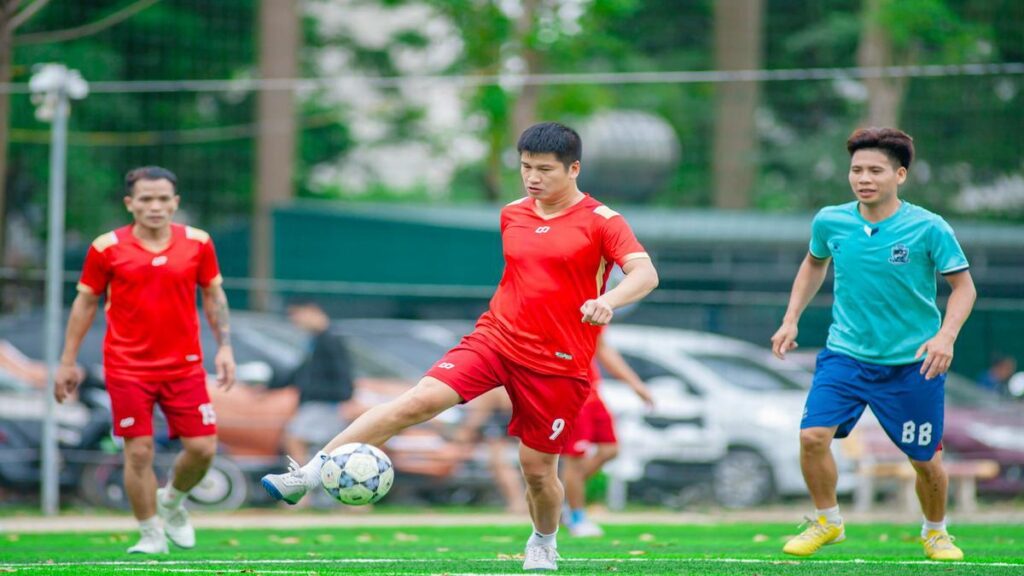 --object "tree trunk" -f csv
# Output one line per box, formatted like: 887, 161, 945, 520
251, 0, 298, 310
511, 0, 540, 142
0, 0, 17, 266
857, 0, 905, 128
712, 0, 764, 210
